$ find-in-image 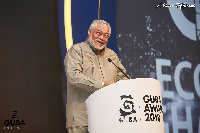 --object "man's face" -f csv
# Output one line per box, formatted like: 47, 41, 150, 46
88, 24, 110, 51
